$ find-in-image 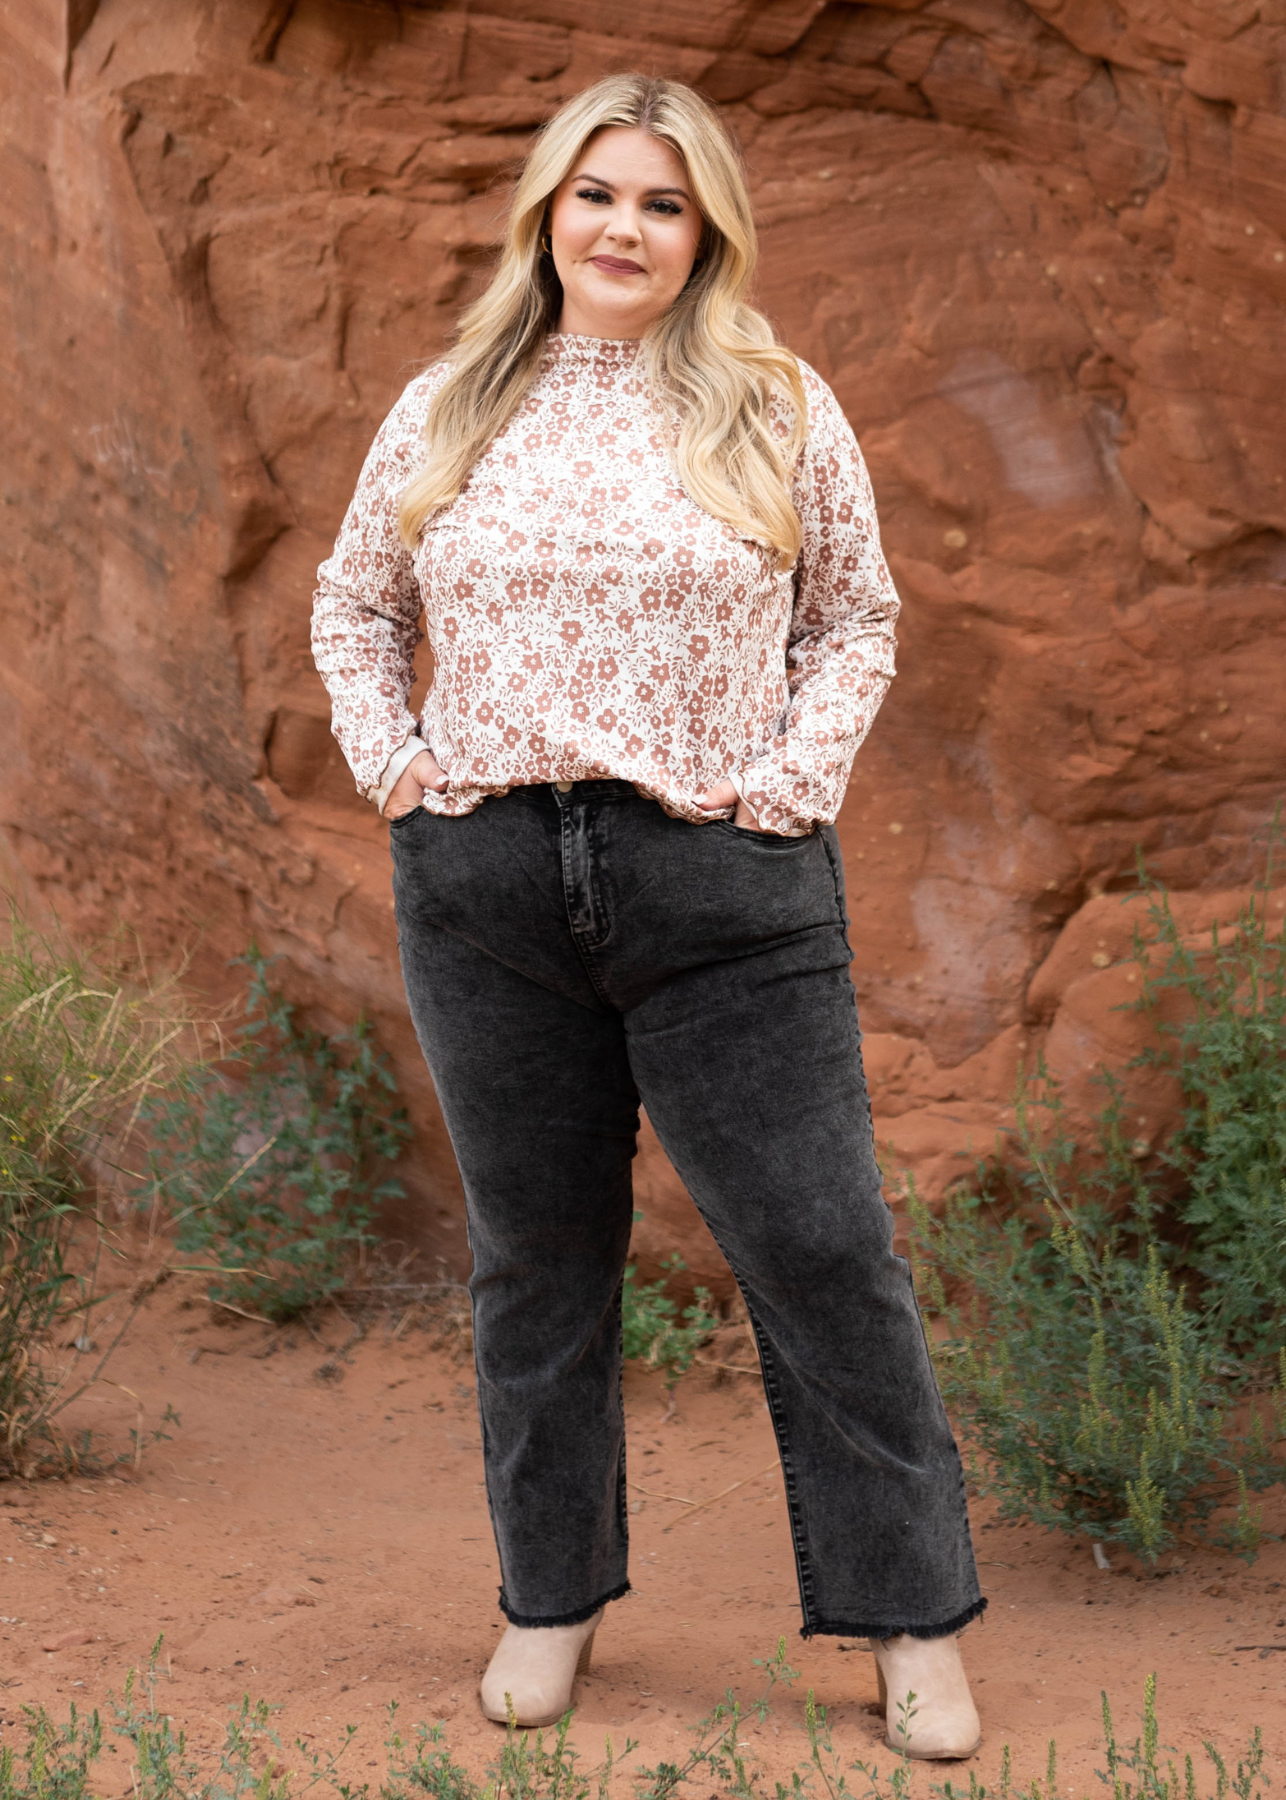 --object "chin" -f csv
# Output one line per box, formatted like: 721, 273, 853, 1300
568, 294, 648, 331
582, 281, 646, 308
